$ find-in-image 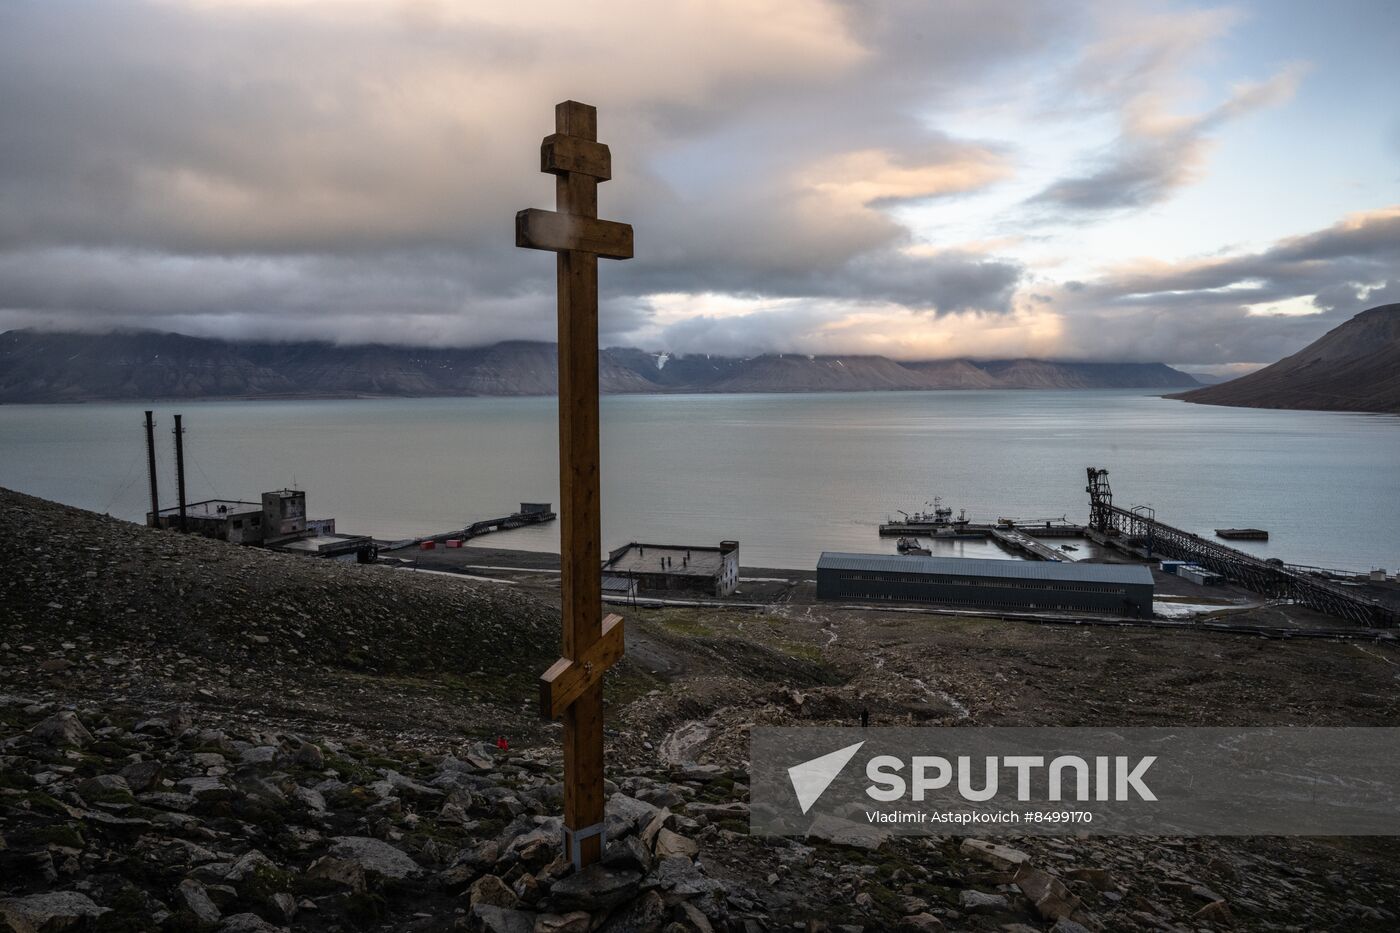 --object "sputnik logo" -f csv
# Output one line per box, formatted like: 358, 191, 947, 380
788, 741, 864, 814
